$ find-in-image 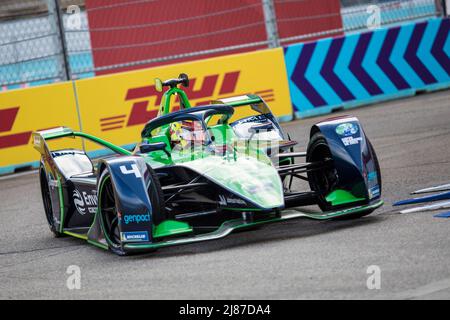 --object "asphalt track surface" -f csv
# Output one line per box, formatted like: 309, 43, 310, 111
1, 90, 450, 300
